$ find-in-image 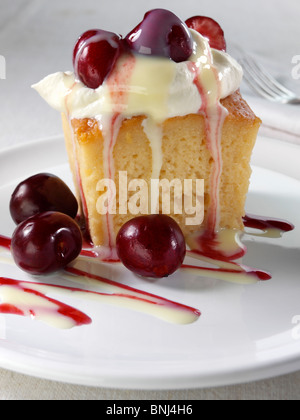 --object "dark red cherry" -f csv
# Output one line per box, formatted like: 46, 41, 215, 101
185, 16, 226, 51
72, 30, 98, 67
10, 173, 78, 225
11, 212, 82, 275
116, 215, 186, 278
125, 9, 194, 63
73, 29, 123, 89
